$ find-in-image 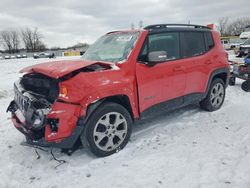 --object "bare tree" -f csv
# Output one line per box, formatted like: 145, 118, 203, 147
10, 30, 20, 53
21, 27, 32, 51
0, 29, 20, 53
227, 17, 250, 36
218, 17, 229, 36
218, 17, 250, 36
21, 27, 46, 52
1, 31, 12, 53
